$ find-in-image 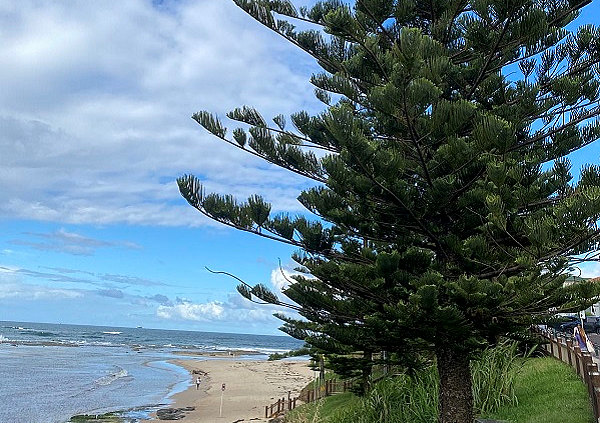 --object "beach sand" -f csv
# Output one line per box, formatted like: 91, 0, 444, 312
140, 359, 314, 423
